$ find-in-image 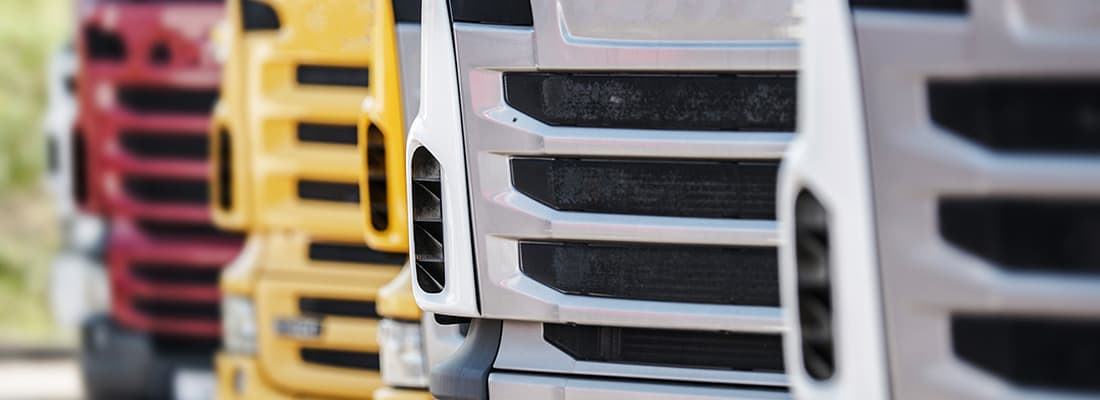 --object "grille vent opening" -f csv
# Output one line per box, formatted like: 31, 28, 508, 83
123, 177, 208, 205
366, 125, 389, 230
940, 199, 1100, 274
116, 87, 218, 115
850, 0, 968, 13
449, 0, 533, 26
132, 299, 219, 321
953, 315, 1100, 392
297, 123, 357, 145
152, 335, 220, 356
217, 128, 233, 210
392, 0, 422, 23
512, 157, 779, 219
46, 136, 59, 174
794, 190, 835, 381
297, 180, 360, 203
411, 148, 444, 293
84, 26, 125, 61
131, 263, 221, 286
301, 348, 380, 371
307, 242, 407, 266
73, 132, 88, 205
296, 65, 370, 87
299, 298, 379, 319
520, 241, 779, 306
120, 132, 208, 161
241, 0, 281, 31
930, 80, 1100, 154
544, 324, 785, 373
504, 72, 797, 131
136, 220, 245, 243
